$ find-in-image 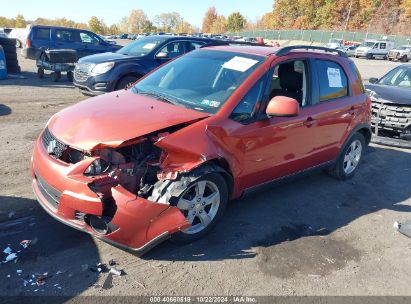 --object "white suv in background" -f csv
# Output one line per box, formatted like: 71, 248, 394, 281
388, 45, 411, 62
